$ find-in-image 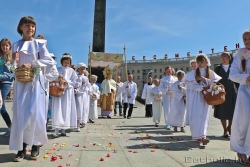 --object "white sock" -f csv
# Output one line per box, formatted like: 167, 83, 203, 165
77, 120, 80, 128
